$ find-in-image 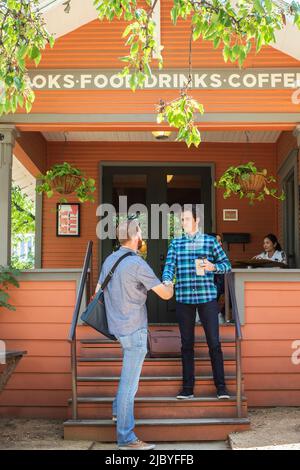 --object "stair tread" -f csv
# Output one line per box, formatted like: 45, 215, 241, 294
70, 396, 247, 403
77, 374, 237, 381
64, 417, 250, 426
78, 355, 236, 362
80, 337, 236, 345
